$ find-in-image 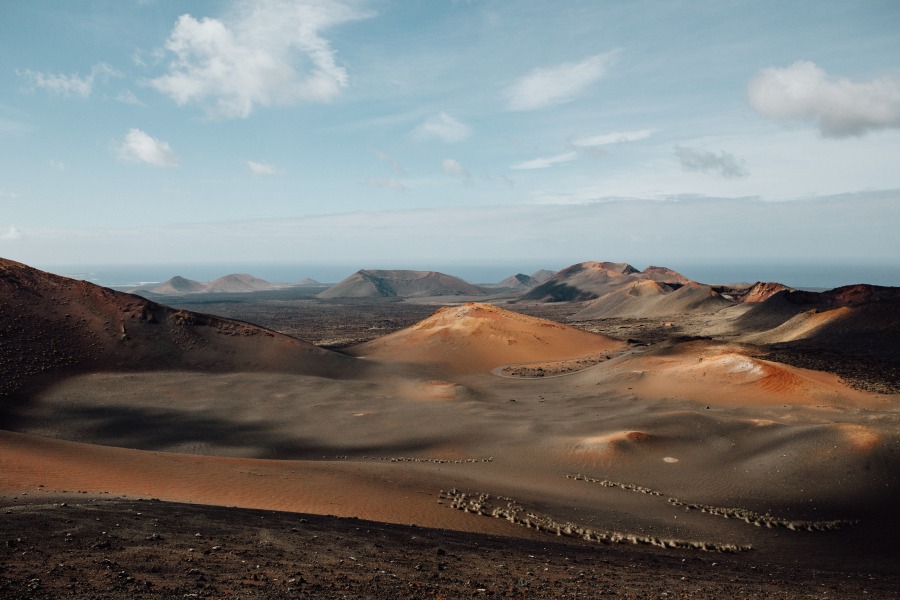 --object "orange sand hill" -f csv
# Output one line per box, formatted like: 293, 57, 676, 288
743, 306, 854, 345
347, 302, 624, 374
574, 340, 886, 408
0, 257, 356, 398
